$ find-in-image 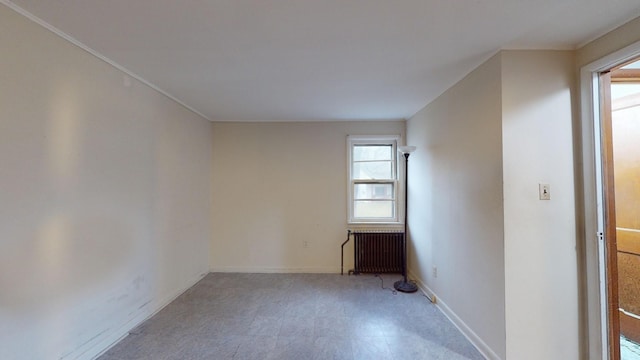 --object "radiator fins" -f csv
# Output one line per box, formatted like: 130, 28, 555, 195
352, 231, 403, 274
